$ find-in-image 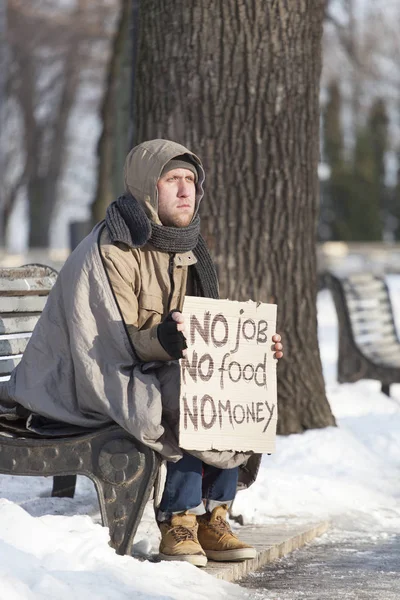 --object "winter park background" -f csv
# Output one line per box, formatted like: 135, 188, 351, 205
2, 1, 400, 598
0, 276, 399, 600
